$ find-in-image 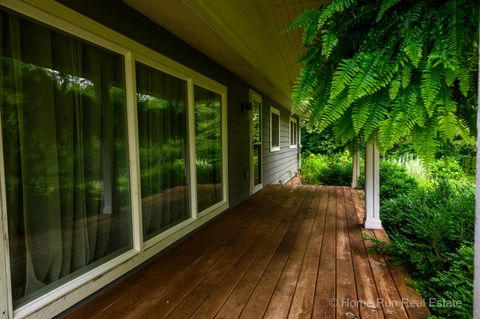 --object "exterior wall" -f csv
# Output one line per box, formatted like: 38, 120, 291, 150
262, 98, 300, 185
0, 1, 300, 317
58, 0, 299, 207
